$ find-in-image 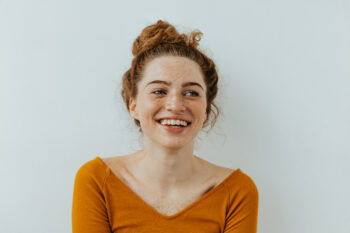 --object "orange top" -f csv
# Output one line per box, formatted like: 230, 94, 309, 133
72, 156, 259, 233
